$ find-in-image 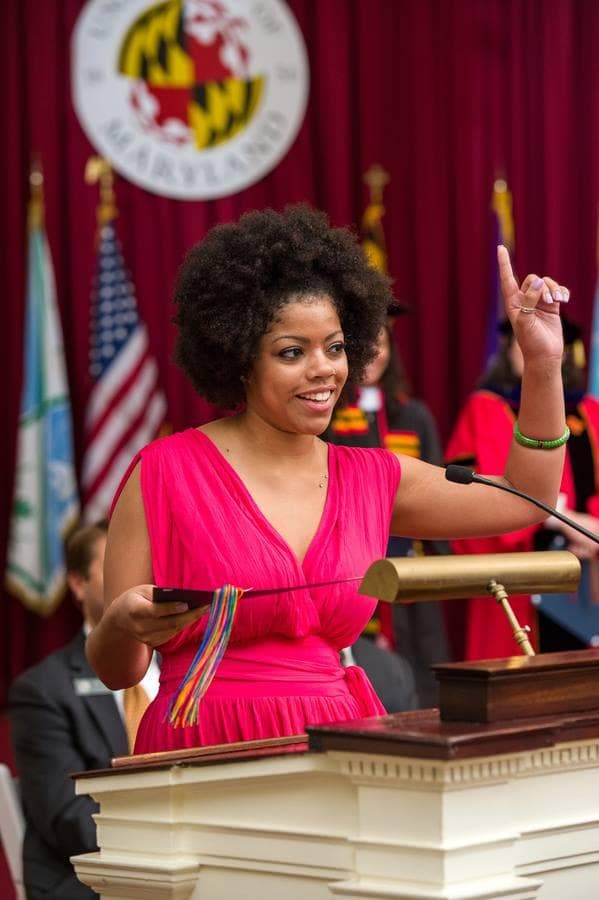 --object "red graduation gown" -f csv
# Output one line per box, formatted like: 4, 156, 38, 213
445, 390, 576, 661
